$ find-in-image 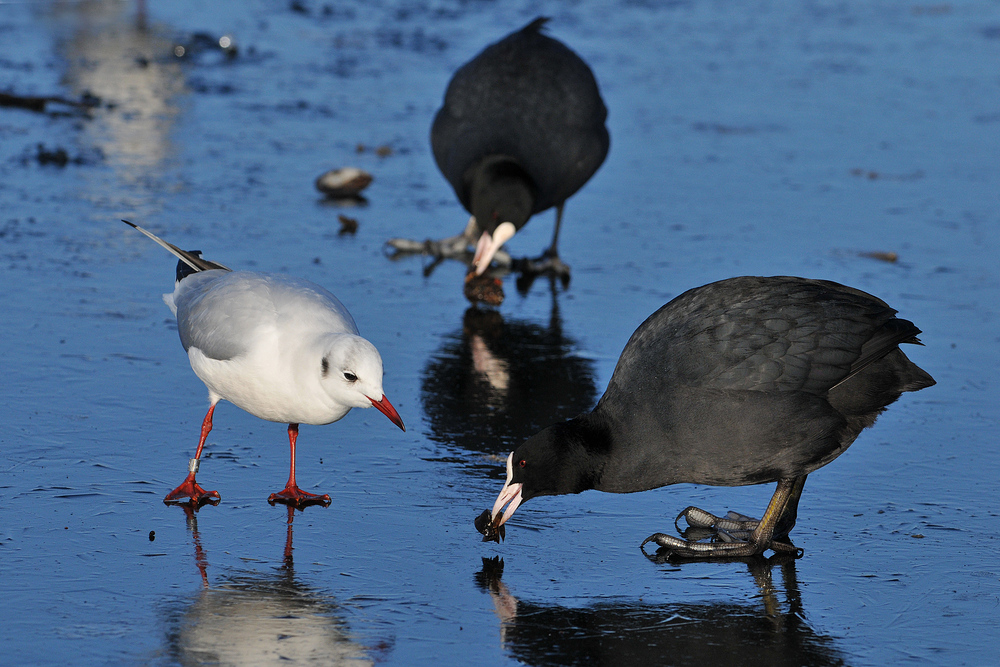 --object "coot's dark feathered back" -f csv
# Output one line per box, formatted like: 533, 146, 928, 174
431, 17, 609, 214
603, 276, 916, 398
587, 276, 934, 490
